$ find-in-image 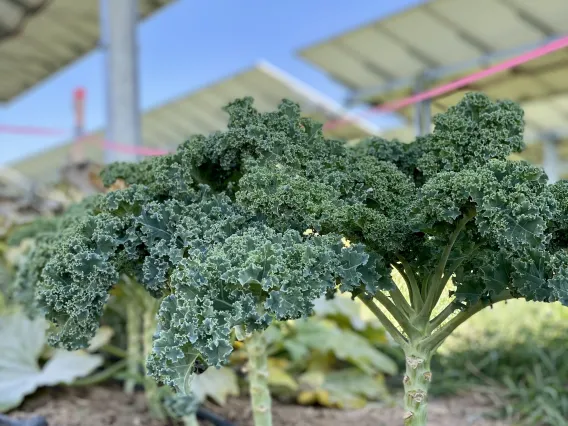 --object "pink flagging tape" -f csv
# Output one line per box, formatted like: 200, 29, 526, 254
322, 35, 568, 131
2, 35, 567, 155
0, 124, 67, 136
376, 35, 568, 112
